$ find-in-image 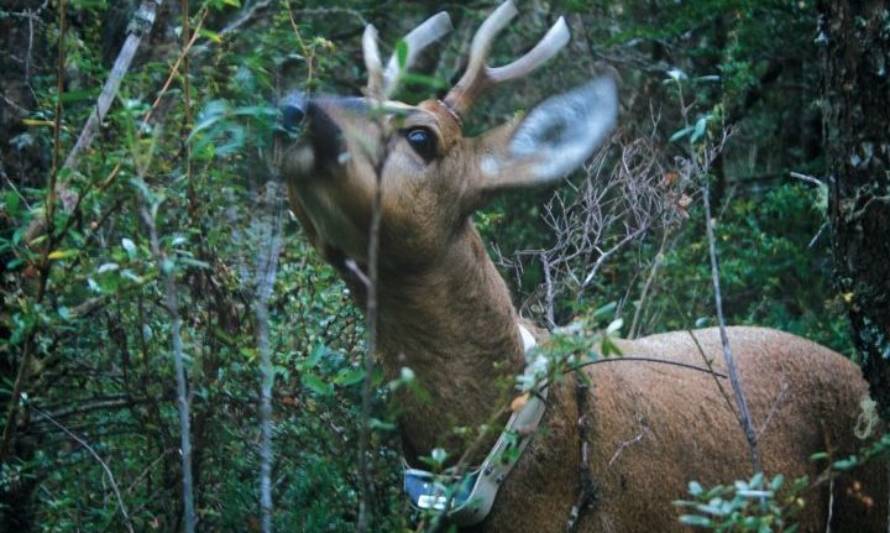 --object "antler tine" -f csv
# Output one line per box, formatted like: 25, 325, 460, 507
364, 13, 453, 101
382, 12, 453, 98
363, 25, 385, 99
487, 17, 569, 83
443, 1, 570, 118
464, 1, 519, 77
